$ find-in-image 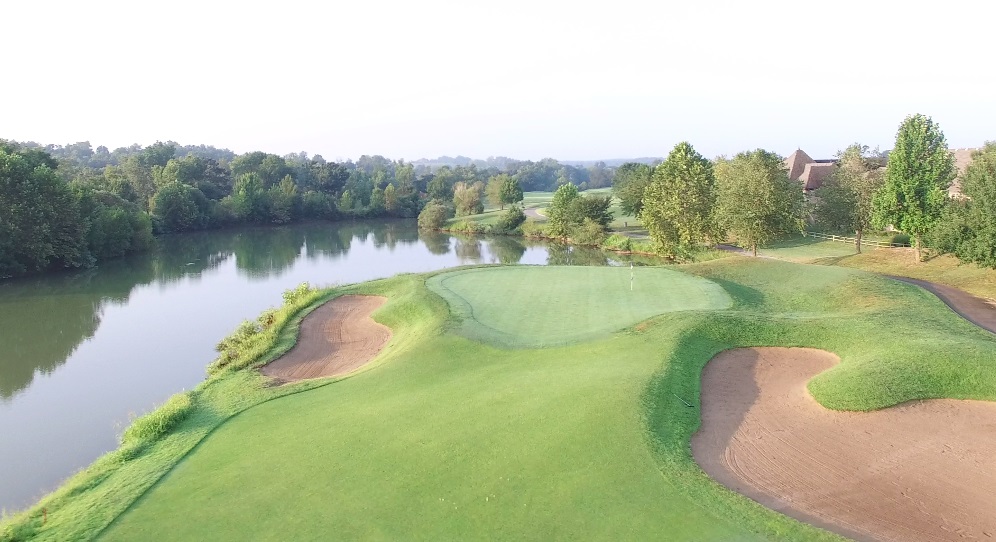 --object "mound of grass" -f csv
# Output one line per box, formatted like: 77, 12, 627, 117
121, 392, 194, 446
426, 266, 731, 347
